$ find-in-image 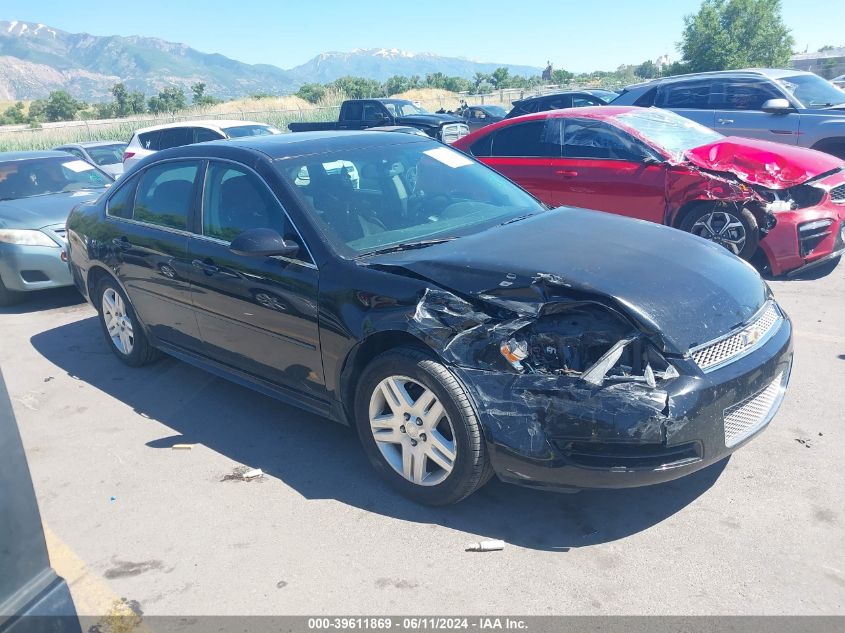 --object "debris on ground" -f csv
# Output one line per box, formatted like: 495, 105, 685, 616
466, 539, 506, 552
220, 466, 264, 482
43, 376, 54, 383
795, 438, 813, 448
